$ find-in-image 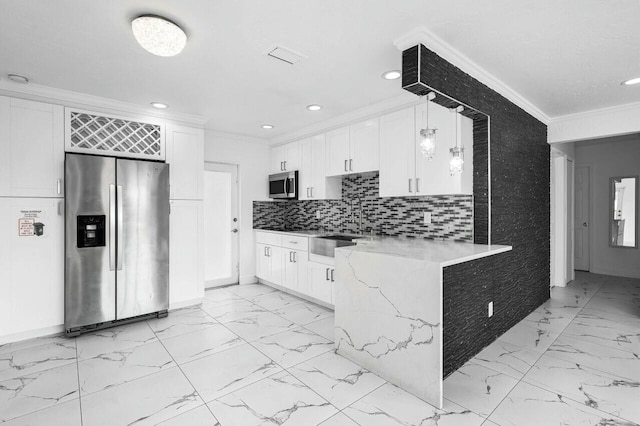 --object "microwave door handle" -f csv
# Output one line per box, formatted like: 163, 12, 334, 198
285, 177, 290, 195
